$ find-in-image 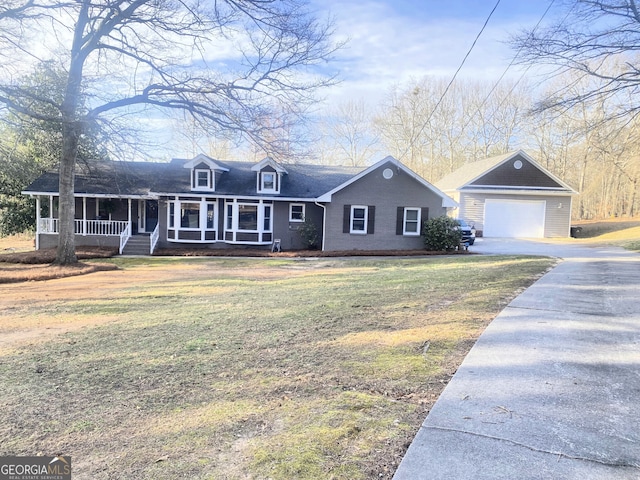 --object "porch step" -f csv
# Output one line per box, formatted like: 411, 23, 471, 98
121, 235, 151, 256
